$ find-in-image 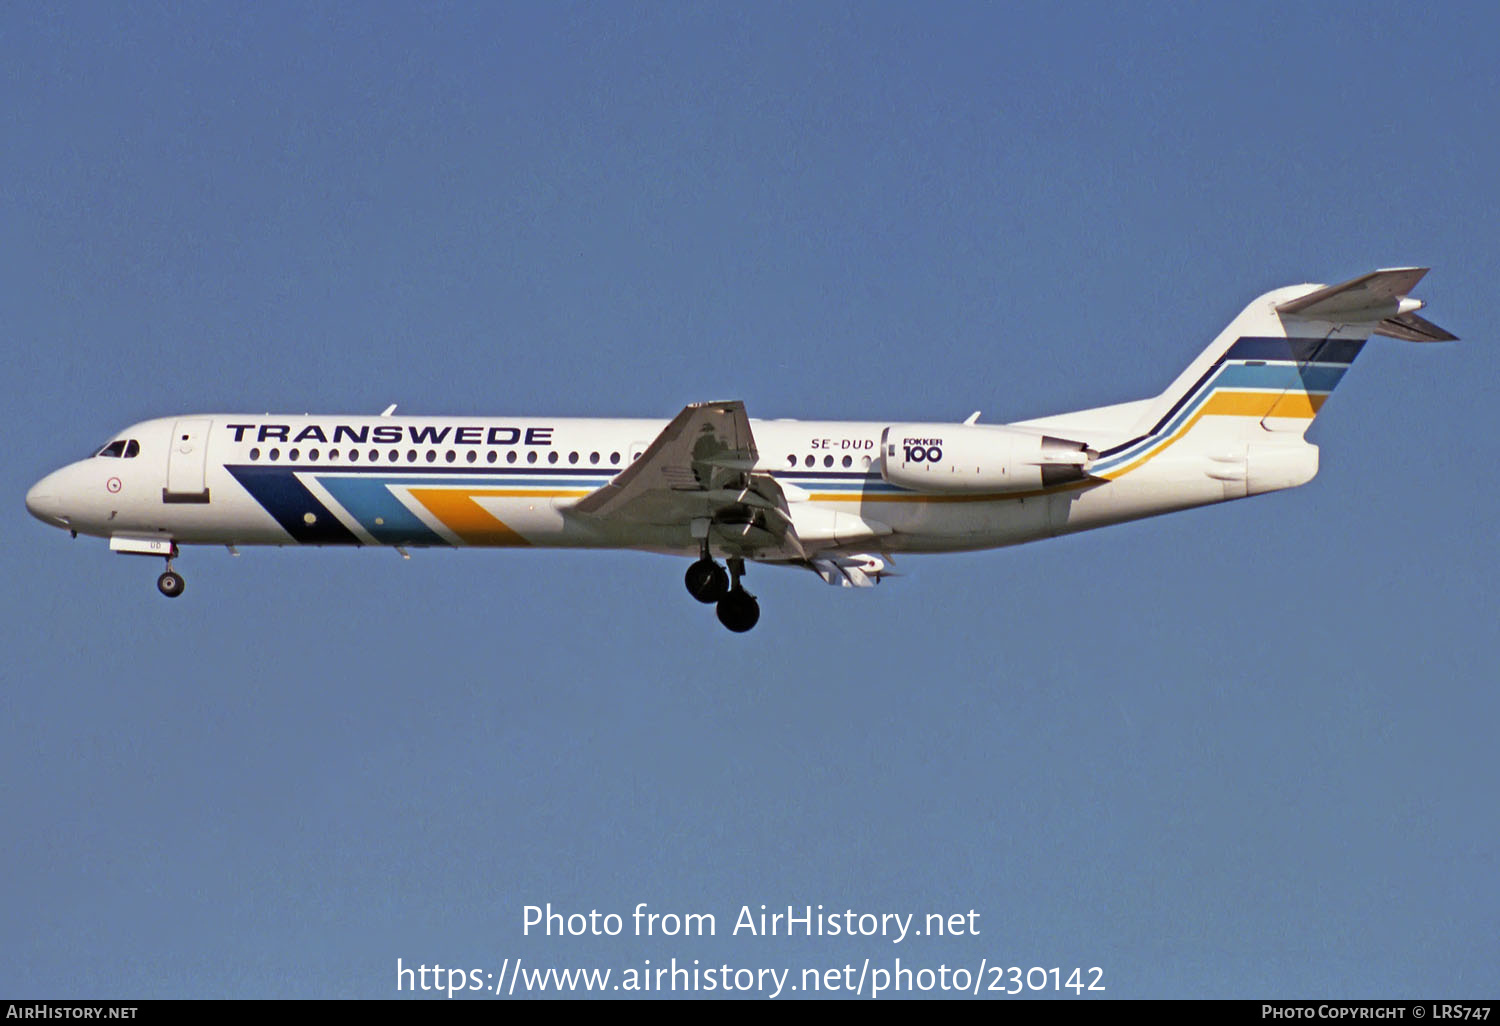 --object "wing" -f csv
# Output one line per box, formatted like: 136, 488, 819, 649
572, 401, 801, 555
